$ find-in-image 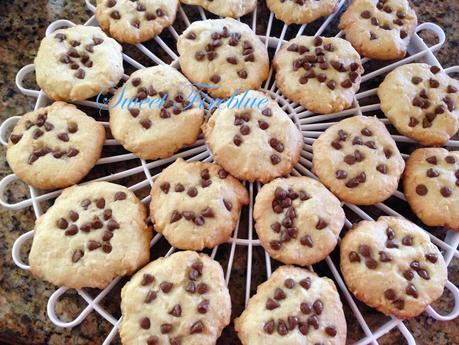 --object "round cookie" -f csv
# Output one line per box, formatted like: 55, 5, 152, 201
339, 0, 418, 60
35, 25, 124, 101
254, 177, 345, 266
150, 158, 249, 250
403, 148, 459, 231
120, 251, 231, 345
340, 216, 447, 318
273, 36, 364, 114
180, 0, 256, 18
378, 63, 459, 146
96, 0, 178, 44
29, 181, 151, 289
6, 102, 105, 190
177, 18, 270, 98
203, 90, 304, 183
109, 65, 204, 160
235, 266, 347, 345
312, 115, 405, 205
267, 0, 339, 25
